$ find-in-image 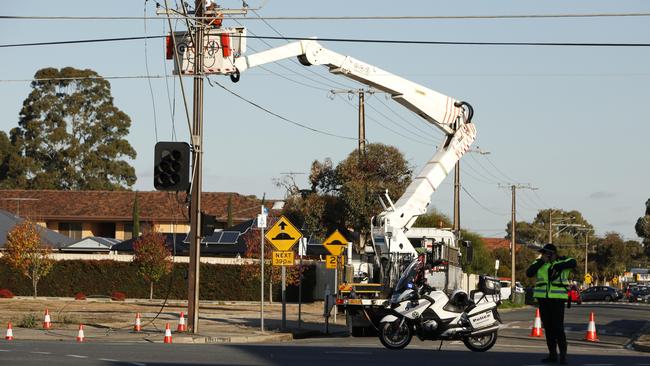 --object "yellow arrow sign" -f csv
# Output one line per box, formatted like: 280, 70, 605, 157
584, 273, 592, 284
264, 215, 302, 251
323, 230, 348, 256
